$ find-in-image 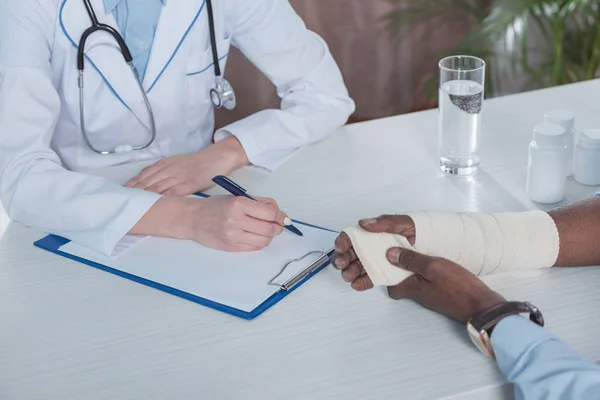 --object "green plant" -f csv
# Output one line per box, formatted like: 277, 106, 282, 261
384, 0, 600, 104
